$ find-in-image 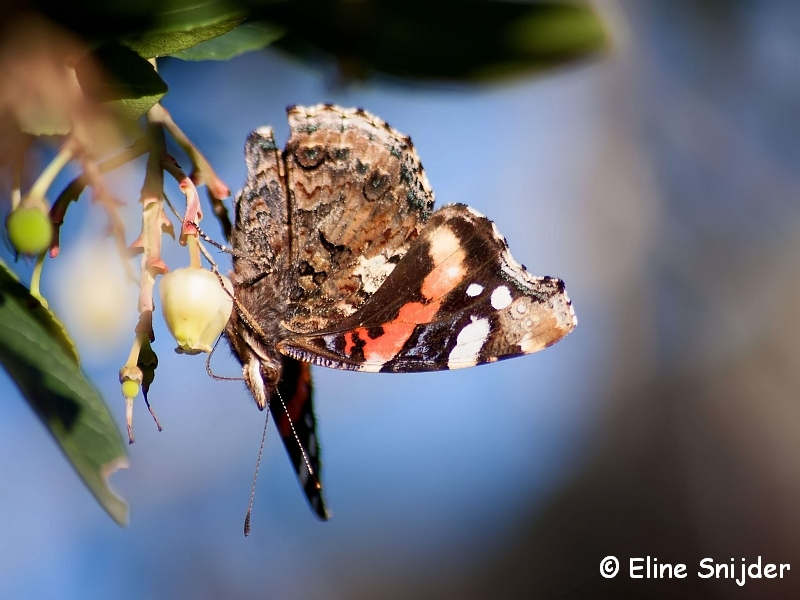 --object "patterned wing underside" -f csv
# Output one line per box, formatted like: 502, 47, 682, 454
234, 127, 290, 275
283, 104, 435, 334
228, 131, 328, 519
273, 356, 329, 520
277, 204, 577, 372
